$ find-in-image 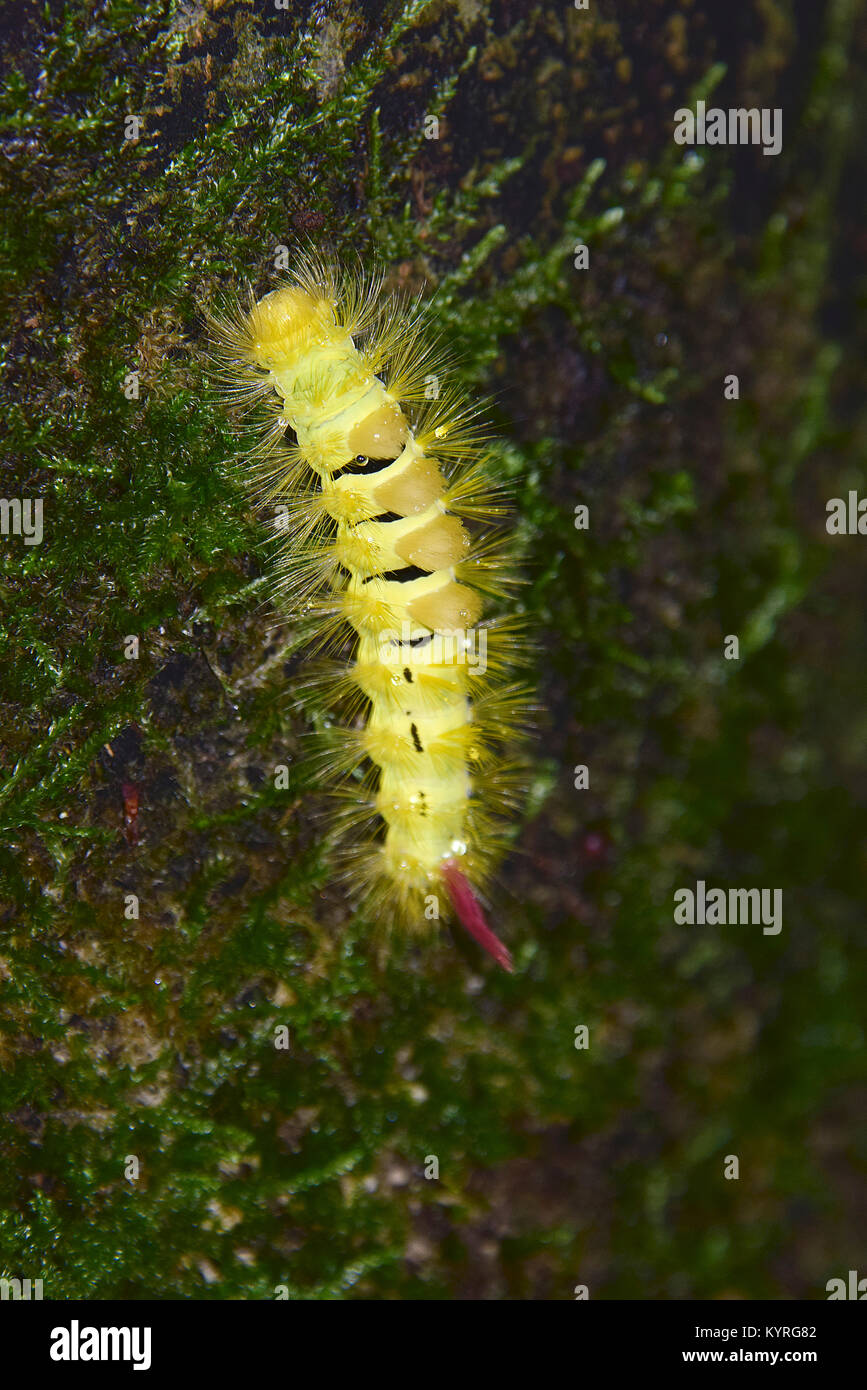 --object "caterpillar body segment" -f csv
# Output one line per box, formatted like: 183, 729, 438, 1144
210, 254, 531, 970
